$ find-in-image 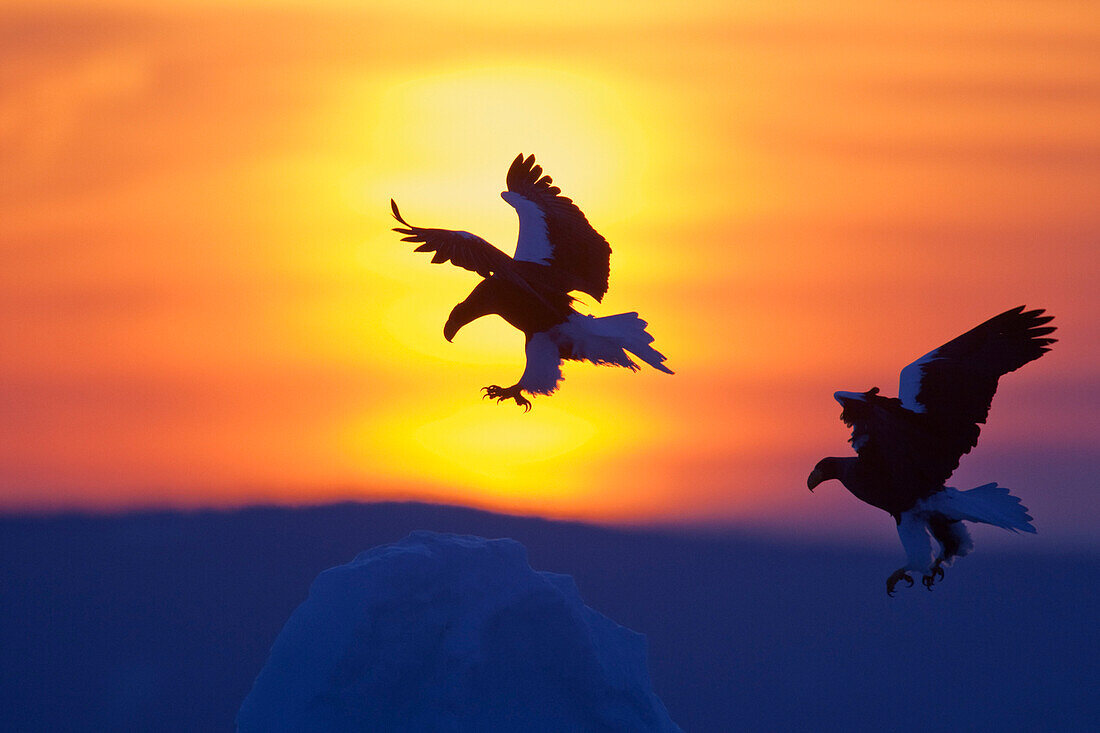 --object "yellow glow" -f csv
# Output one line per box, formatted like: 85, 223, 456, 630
415, 404, 596, 473
353, 65, 667, 232
343, 398, 626, 515
286, 60, 683, 518
383, 292, 524, 366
